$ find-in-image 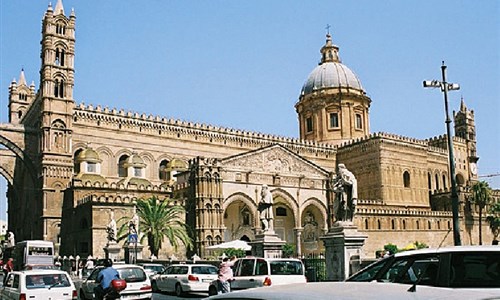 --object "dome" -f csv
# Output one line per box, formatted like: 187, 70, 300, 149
125, 153, 146, 167
76, 148, 101, 163
300, 33, 365, 97
301, 62, 364, 95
